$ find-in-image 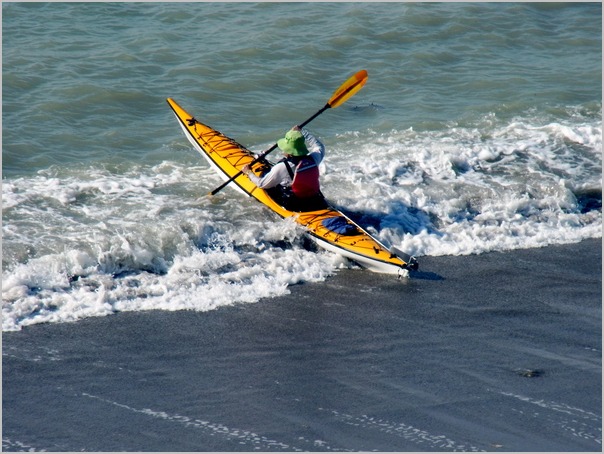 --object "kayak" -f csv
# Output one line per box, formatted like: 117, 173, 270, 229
166, 98, 418, 275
